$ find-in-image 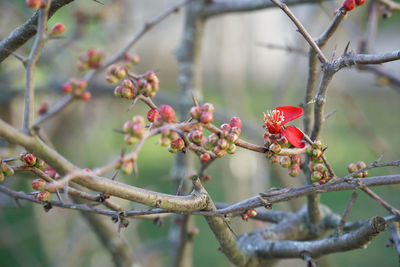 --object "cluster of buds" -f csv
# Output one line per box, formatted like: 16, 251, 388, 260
106, 64, 127, 84
44, 165, 61, 180
20, 153, 46, 170
157, 128, 184, 154
201, 117, 242, 160
31, 179, 51, 201
347, 161, 368, 178
136, 71, 160, 98
123, 115, 146, 146
78, 48, 104, 70
266, 151, 302, 177
342, 0, 365, 11
190, 103, 215, 124
148, 105, 177, 127
114, 79, 135, 99
49, 23, 65, 36
26, 0, 44, 9
241, 208, 258, 221
123, 53, 140, 68
0, 161, 15, 182
62, 78, 91, 101
306, 140, 329, 184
